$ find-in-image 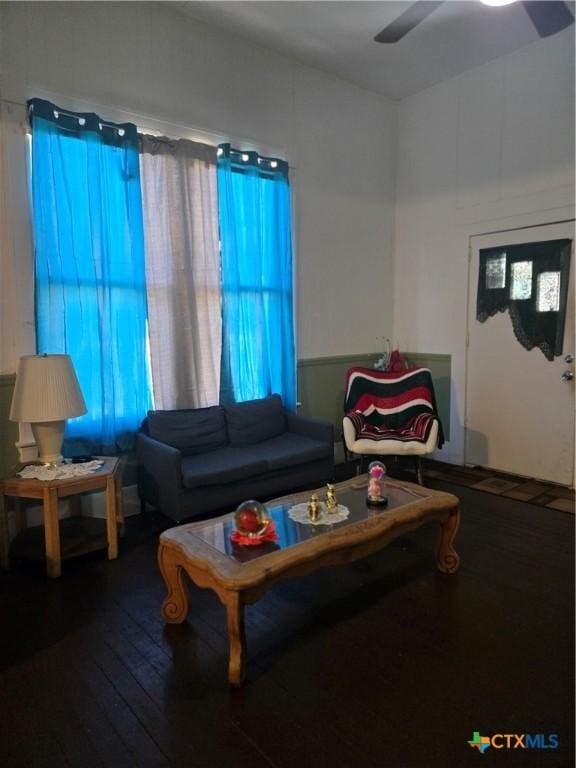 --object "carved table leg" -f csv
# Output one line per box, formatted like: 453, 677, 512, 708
158, 545, 189, 623
437, 507, 460, 574
224, 591, 246, 686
